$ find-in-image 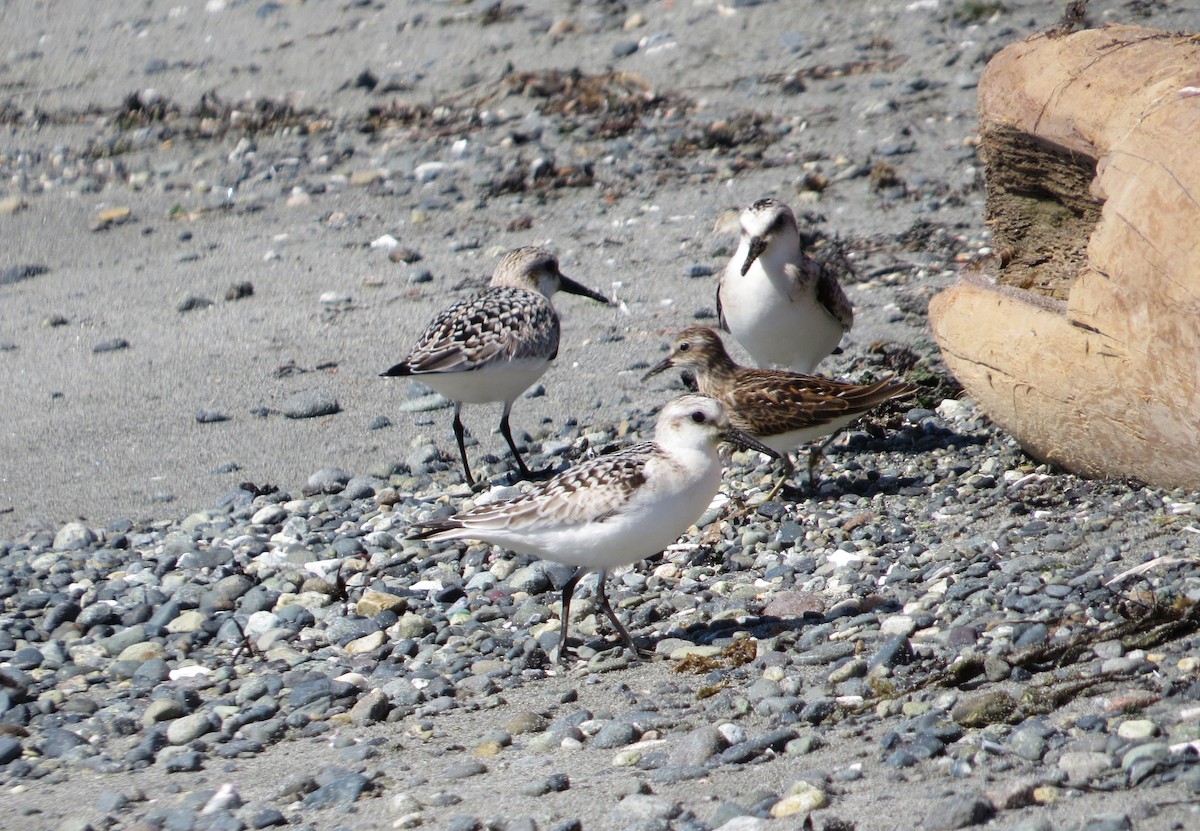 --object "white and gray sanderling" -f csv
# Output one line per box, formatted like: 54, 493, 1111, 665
644, 326, 916, 500
716, 197, 855, 374
383, 246, 610, 487
413, 393, 779, 662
